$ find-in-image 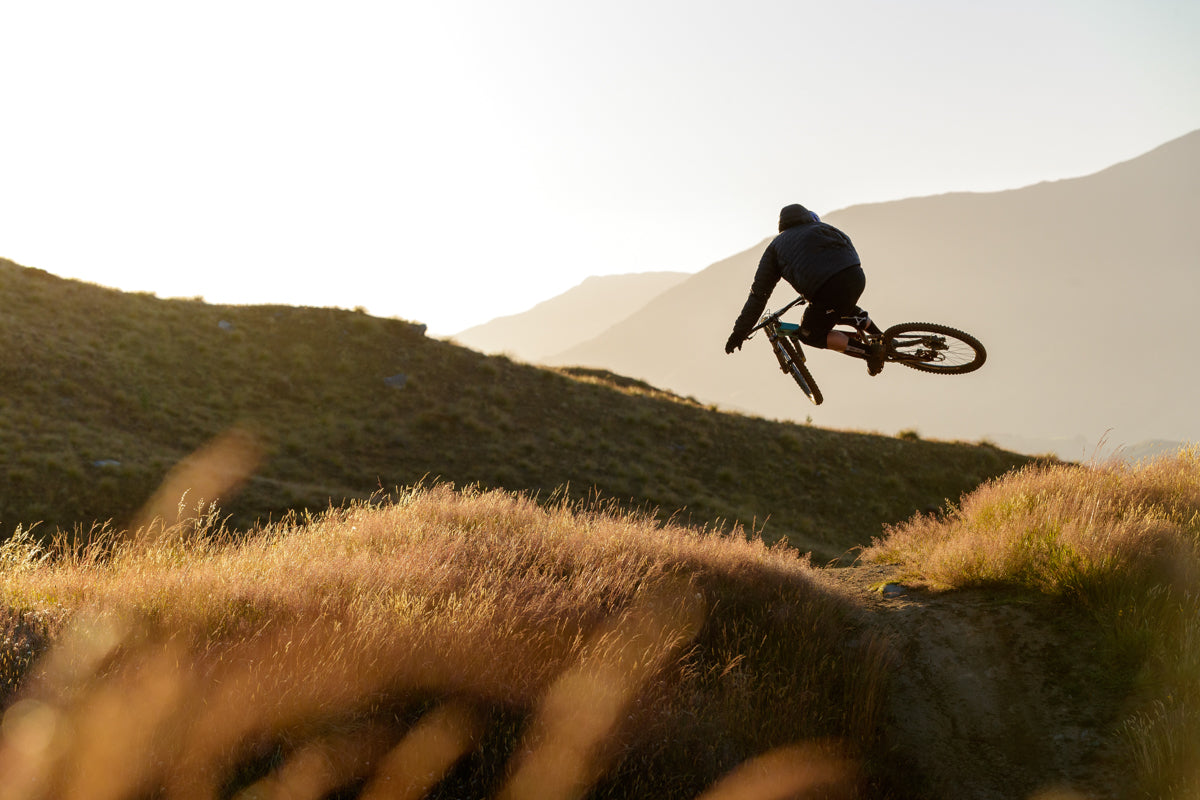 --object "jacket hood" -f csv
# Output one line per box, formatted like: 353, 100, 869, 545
778, 203, 818, 232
